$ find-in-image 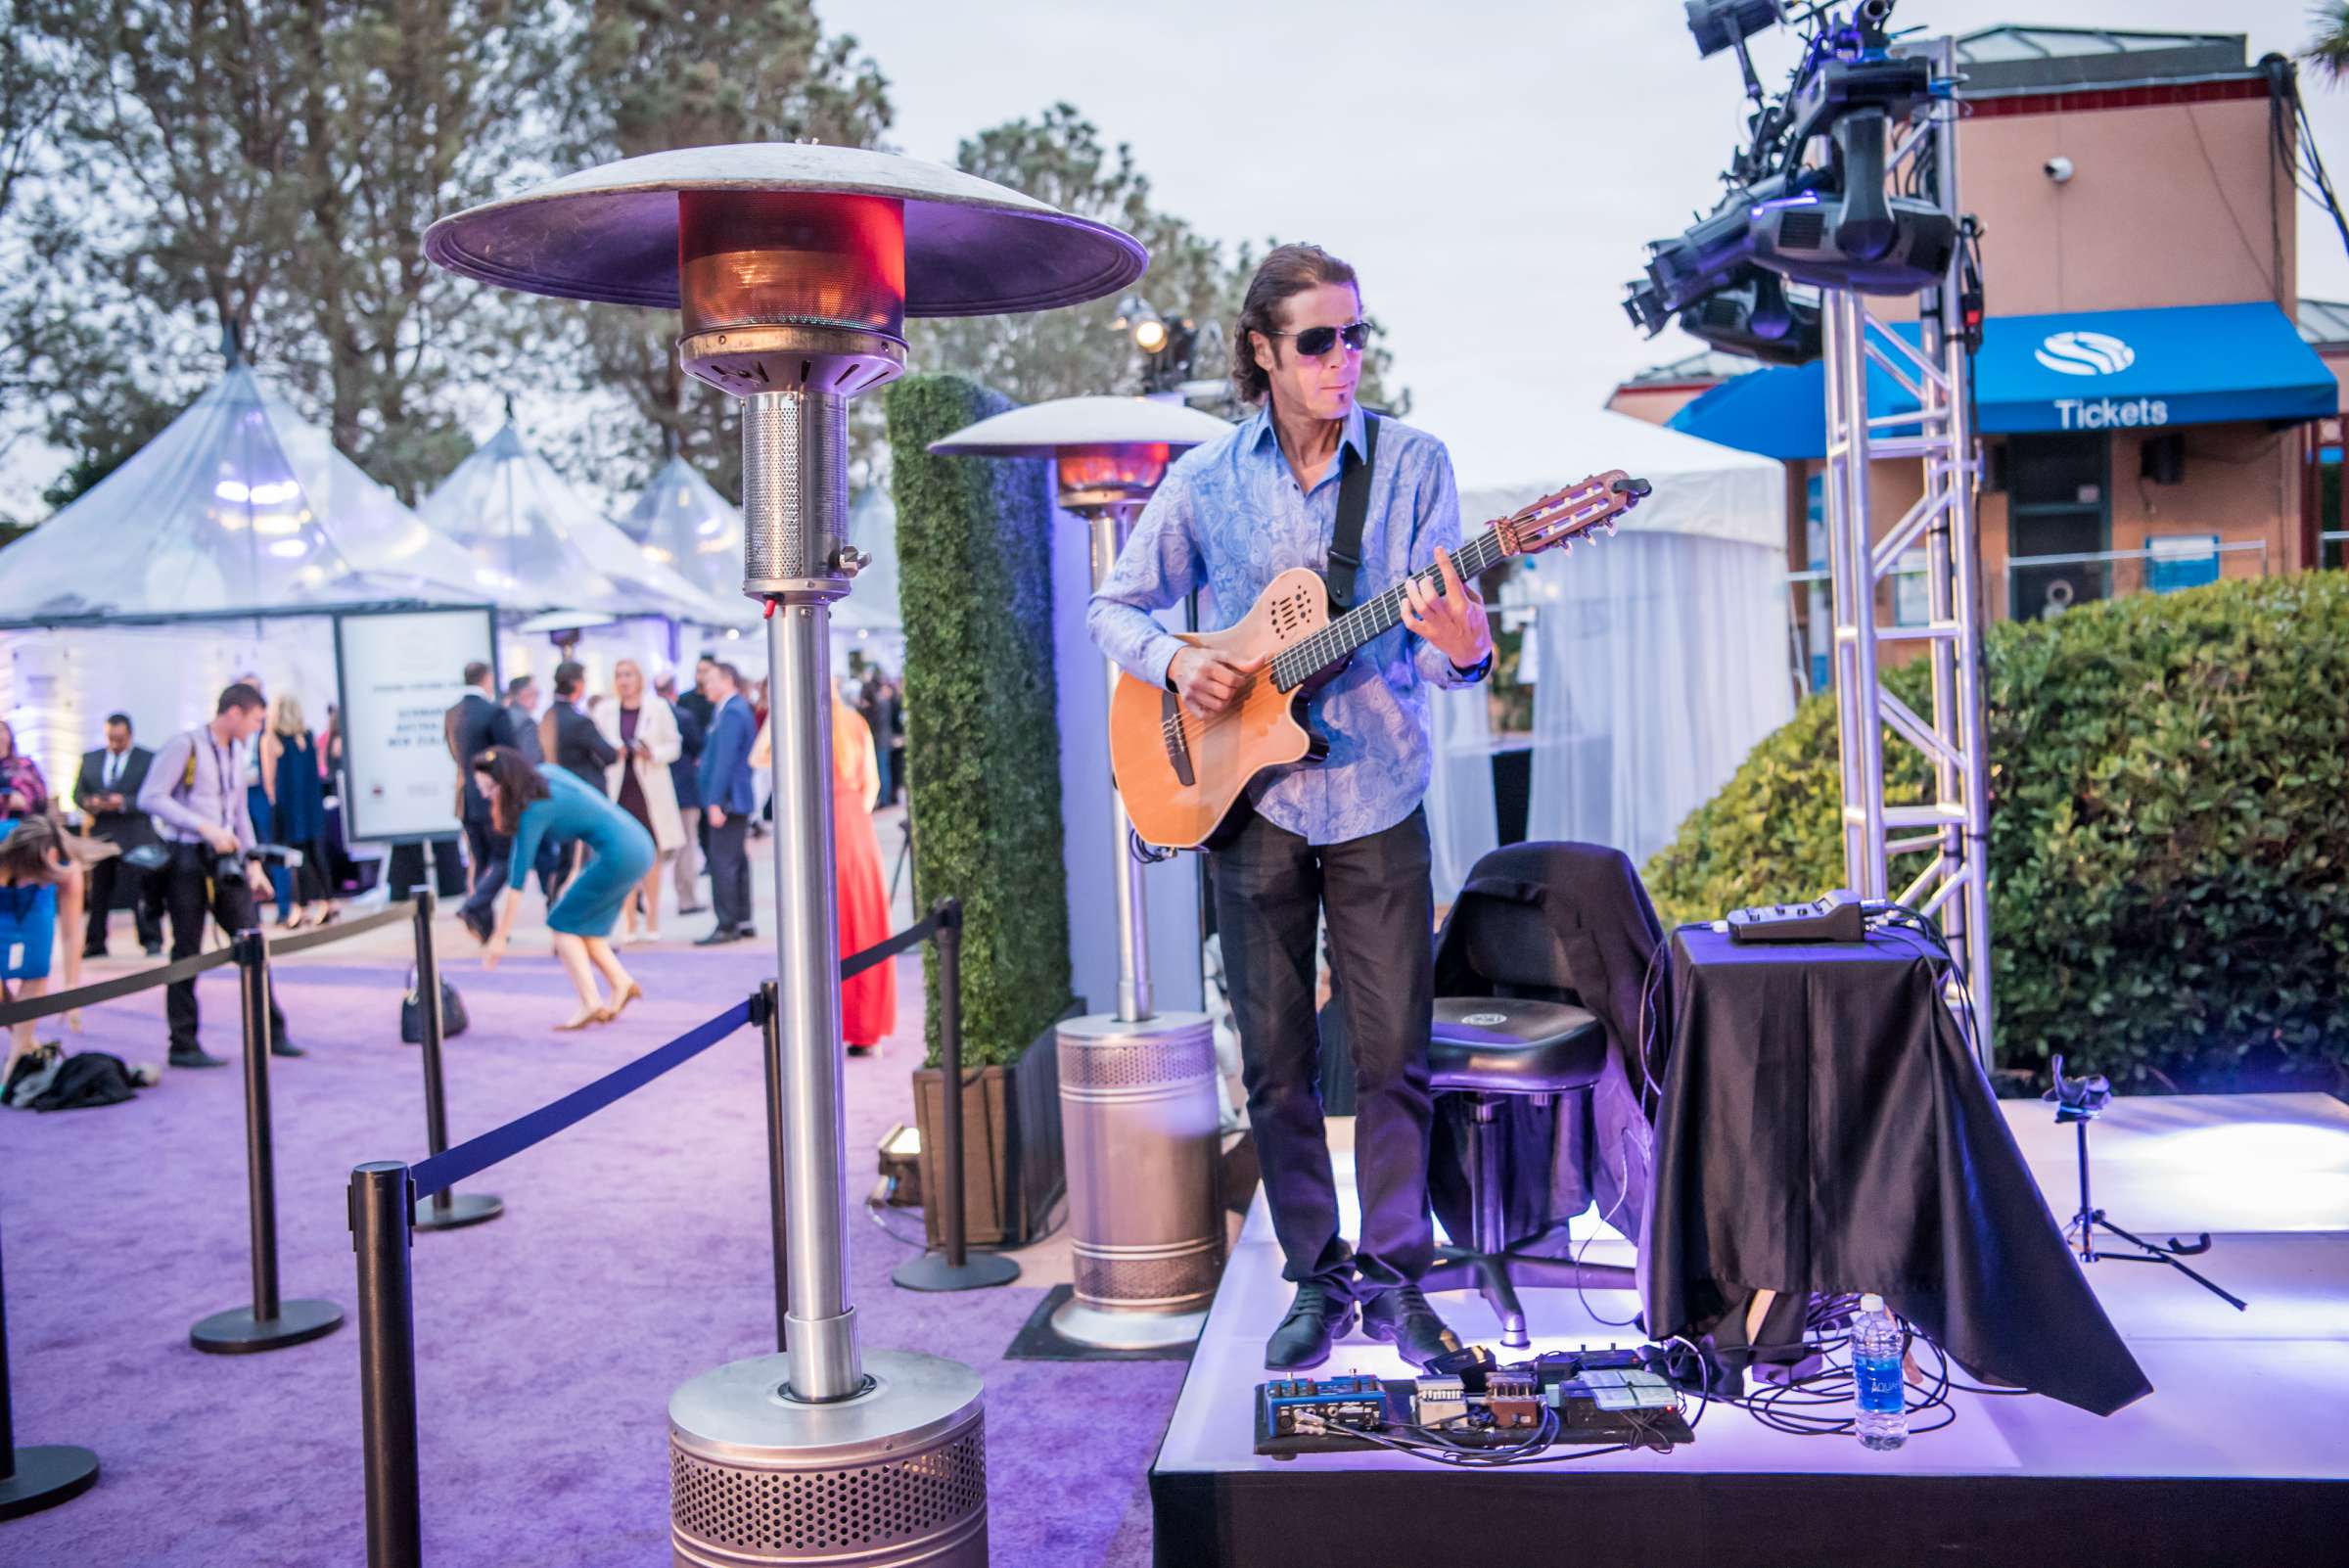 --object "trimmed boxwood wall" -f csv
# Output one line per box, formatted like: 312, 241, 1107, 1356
1643, 574, 2349, 1088
885, 374, 1078, 1068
